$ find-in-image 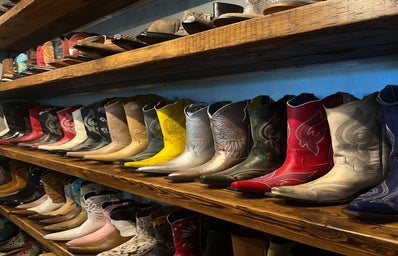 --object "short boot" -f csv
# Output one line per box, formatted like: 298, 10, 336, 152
0, 165, 45, 206
344, 86, 398, 219
137, 102, 214, 174
200, 95, 292, 187
44, 191, 119, 241
230, 226, 269, 256
167, 100, 250, 182
124, 99, 194, 168
168, 209, 204, 256
10, 171, 67, 216
231, 92, 353, 194
68, 98, 130, 158
36, 105, 81, 150
84, 94, 164, 162
272, 93, 390, 204
116, 103, 164, 163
